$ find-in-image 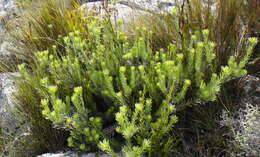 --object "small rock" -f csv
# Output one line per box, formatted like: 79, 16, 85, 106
238, 75, 260, 105
0, 0, 20, 64
81, 0, 176, 23
0, 72, 18, 134
37, 152, 111, 157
